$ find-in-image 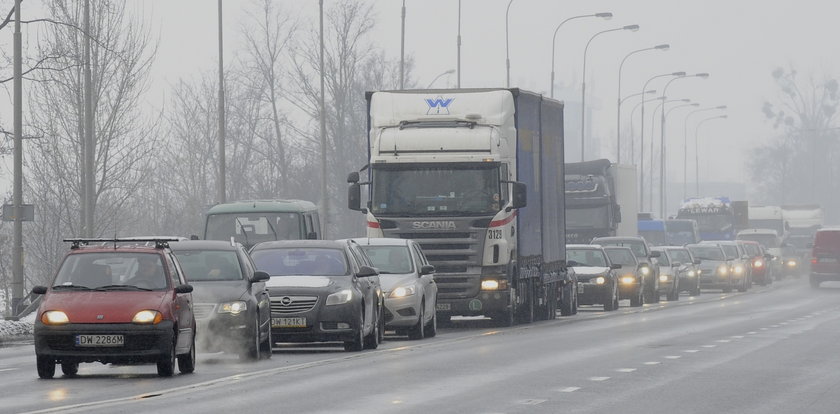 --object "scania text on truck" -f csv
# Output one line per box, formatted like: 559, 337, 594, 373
564, 159, 638, 244
348, 88, 568, 325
